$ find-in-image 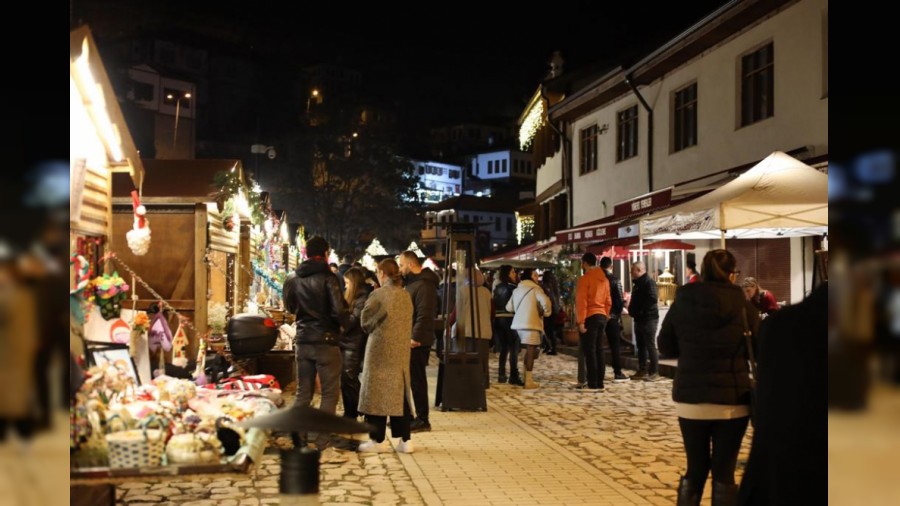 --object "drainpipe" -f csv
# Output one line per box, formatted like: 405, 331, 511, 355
540, 86, 573, 229
625, 74, 653, 193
